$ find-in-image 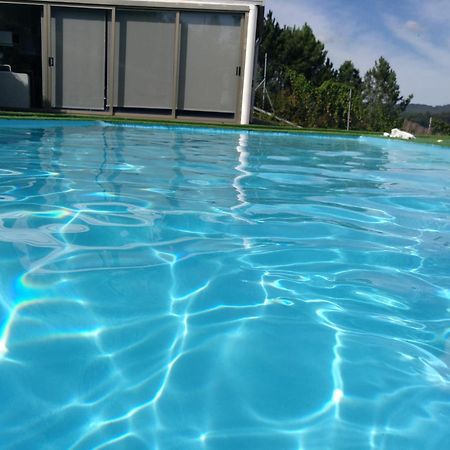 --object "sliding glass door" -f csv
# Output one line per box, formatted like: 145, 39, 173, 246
51, 7, 107, 110
114, 10, 176, 112
42, 6, 246, 120
178, 12, 243, 115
